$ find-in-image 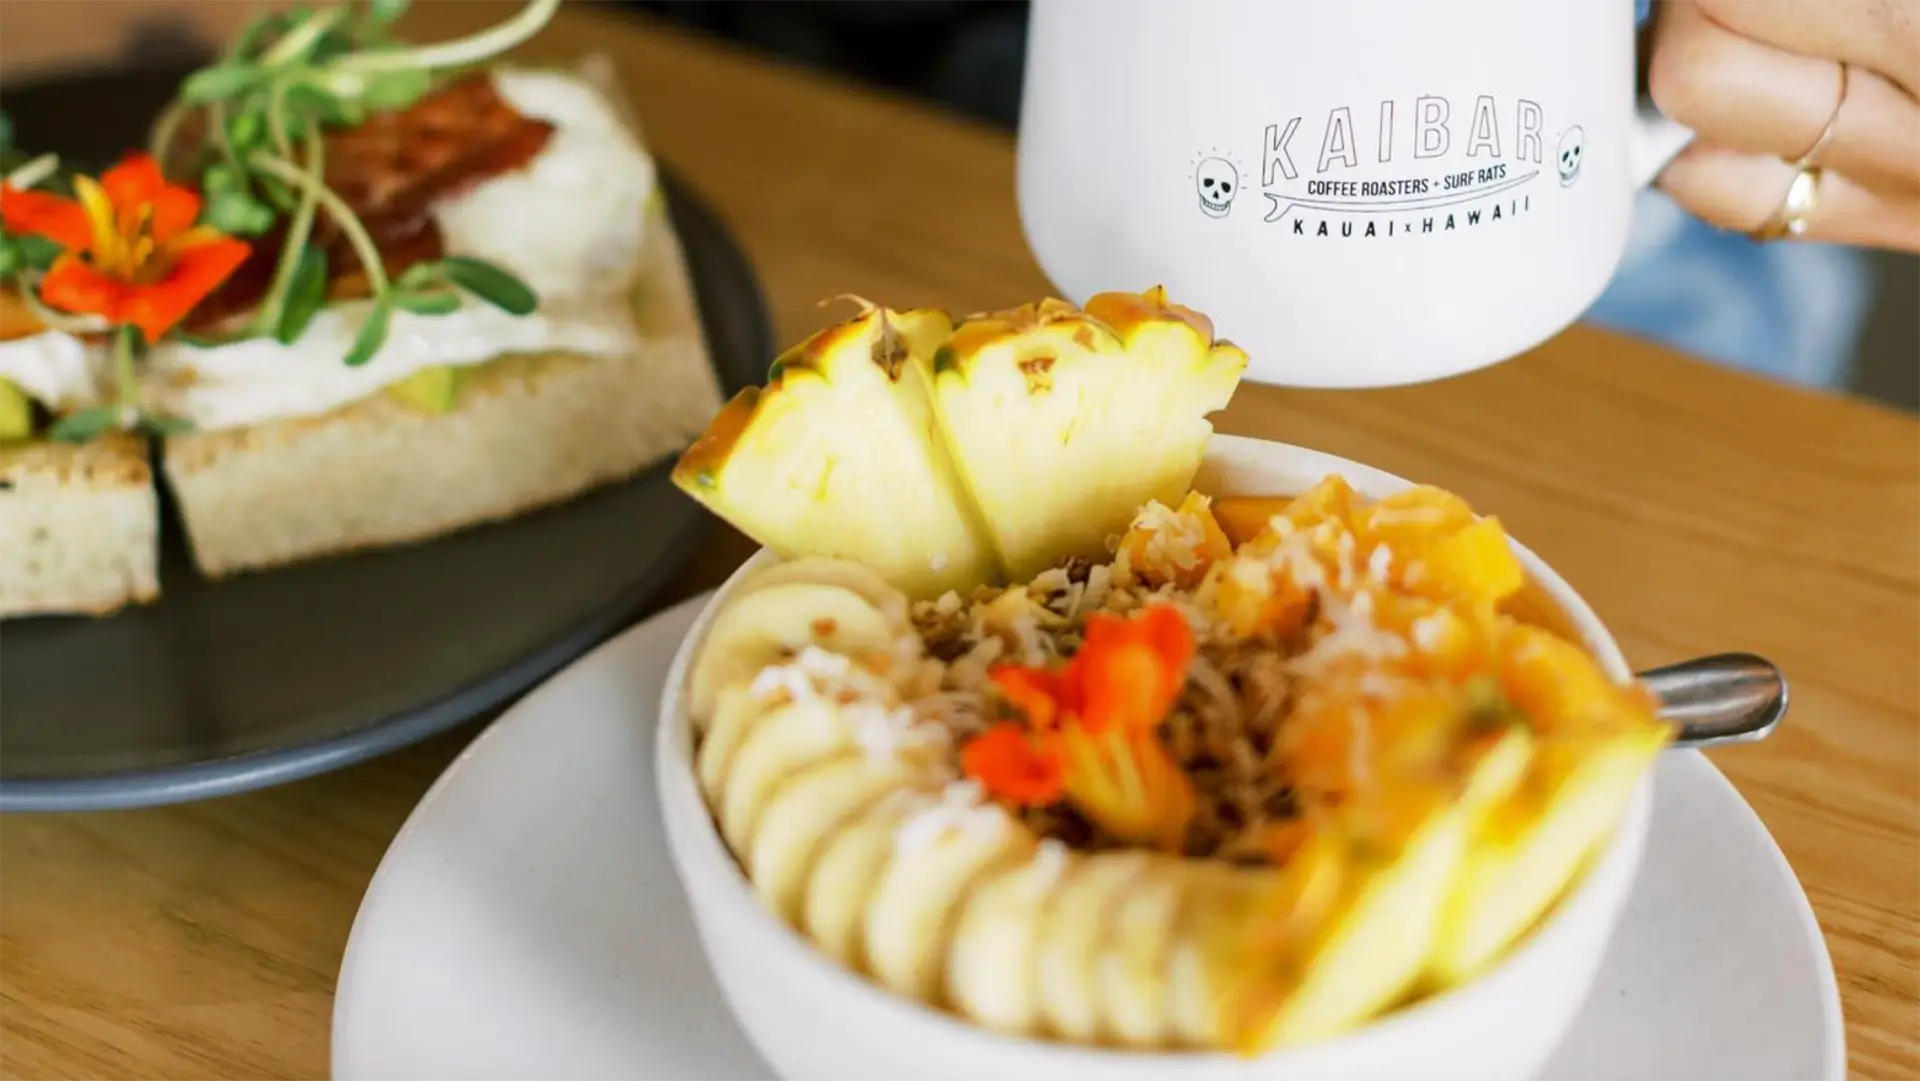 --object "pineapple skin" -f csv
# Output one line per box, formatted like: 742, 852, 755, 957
928, 288, 1247, 581
672, 306, 1000, 599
